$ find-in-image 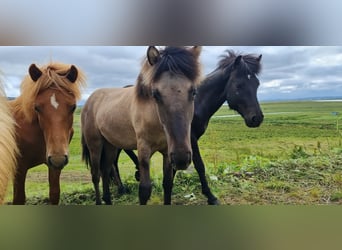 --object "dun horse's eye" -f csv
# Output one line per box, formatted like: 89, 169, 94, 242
152, 89, 162, 103
189, 88, 197, 100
